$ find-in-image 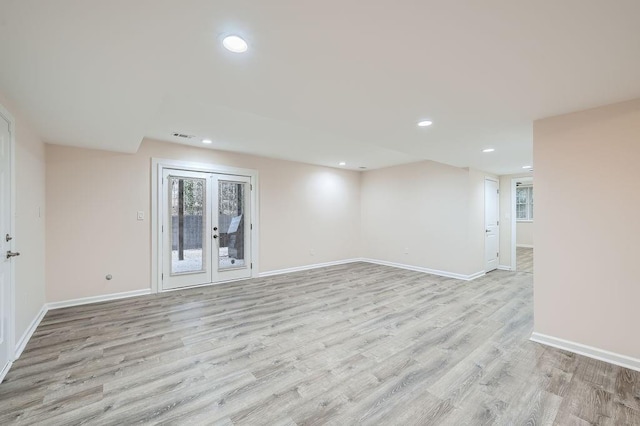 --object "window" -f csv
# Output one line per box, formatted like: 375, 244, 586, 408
516, 185, 533, 221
